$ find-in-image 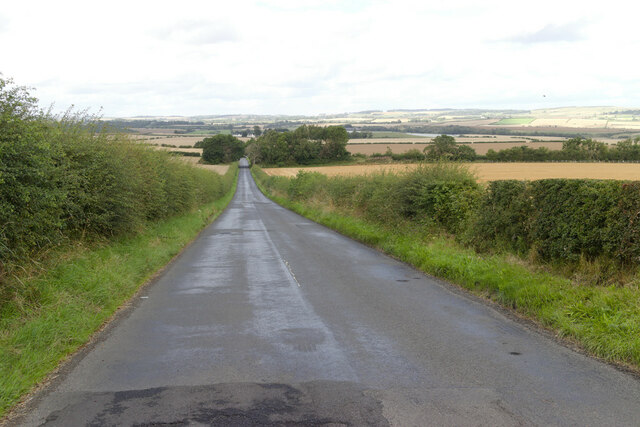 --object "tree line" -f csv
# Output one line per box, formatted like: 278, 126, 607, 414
245, 125, 350, 165
484, 136, 640, 162
194, 125, 351, 166
373, 135, 640, 162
